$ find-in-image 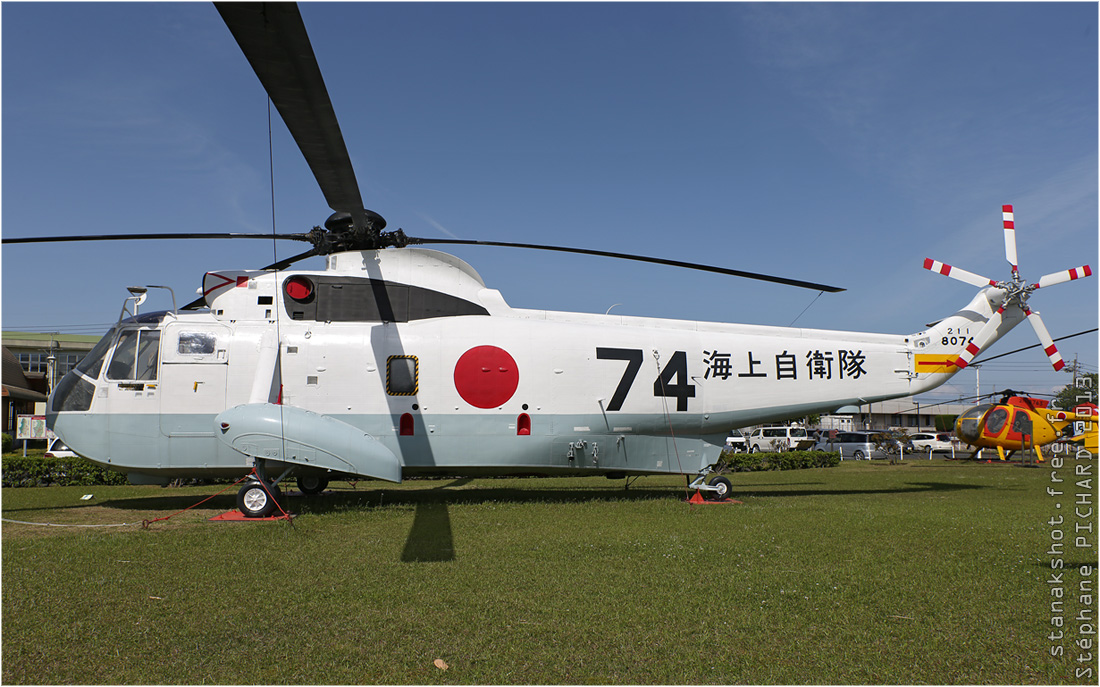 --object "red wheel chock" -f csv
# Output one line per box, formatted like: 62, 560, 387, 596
209, 510, 294, 522
686, 491, 742, 505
